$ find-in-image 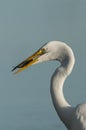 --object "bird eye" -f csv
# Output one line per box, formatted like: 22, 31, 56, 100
42, 48, 46, 54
